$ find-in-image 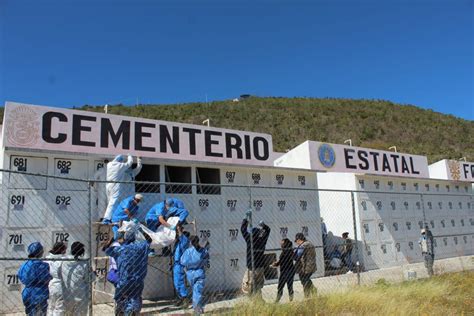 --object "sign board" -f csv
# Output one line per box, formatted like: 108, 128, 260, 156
2, 102, 274, 166
275, 141, 430, 179
429, 159, 473, 182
